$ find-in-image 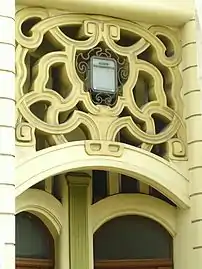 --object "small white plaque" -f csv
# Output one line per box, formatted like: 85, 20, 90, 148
91, 57, 117, 93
